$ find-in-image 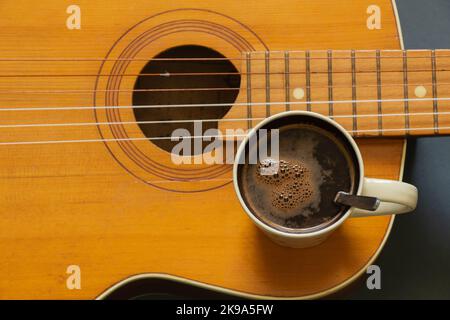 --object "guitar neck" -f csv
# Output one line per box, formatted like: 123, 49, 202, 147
243, 49, 450, 137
